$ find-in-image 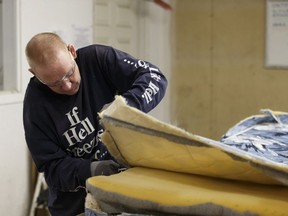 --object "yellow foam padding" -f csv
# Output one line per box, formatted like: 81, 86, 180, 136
98, 96, 288, 185
86, 167, 288, 216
